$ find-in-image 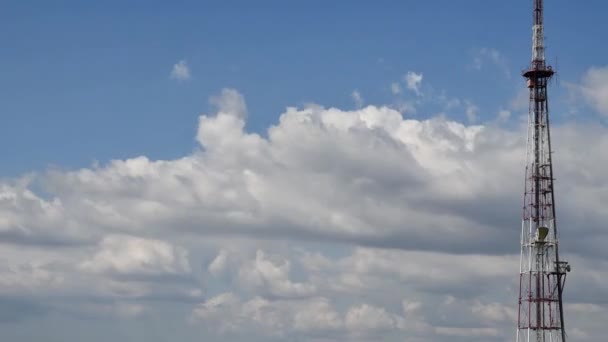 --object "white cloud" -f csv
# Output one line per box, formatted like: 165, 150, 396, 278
209, 88, 247, 119
351, 90, 364, 108
577, 66, 608, 116
300, 247, 517, 297
345, 304, 397, 331
0, 179, 84, 245
6, 89, 608, 258
192, 293, 343, 336
208, 249, 230, 277
80, 235, 191, 277
405, 71, 423, 96
192, 293, 404, 339
235, 250, 316, 298
0, 261, 64, 293
170, 60, 191, 81
2, 88, 608, 341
